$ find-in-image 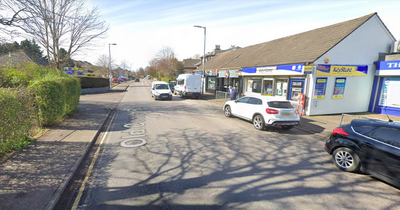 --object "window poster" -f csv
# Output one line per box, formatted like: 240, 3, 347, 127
379, 77, 400, 108
314, 77, 327, 99
332, 78, 346, 99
